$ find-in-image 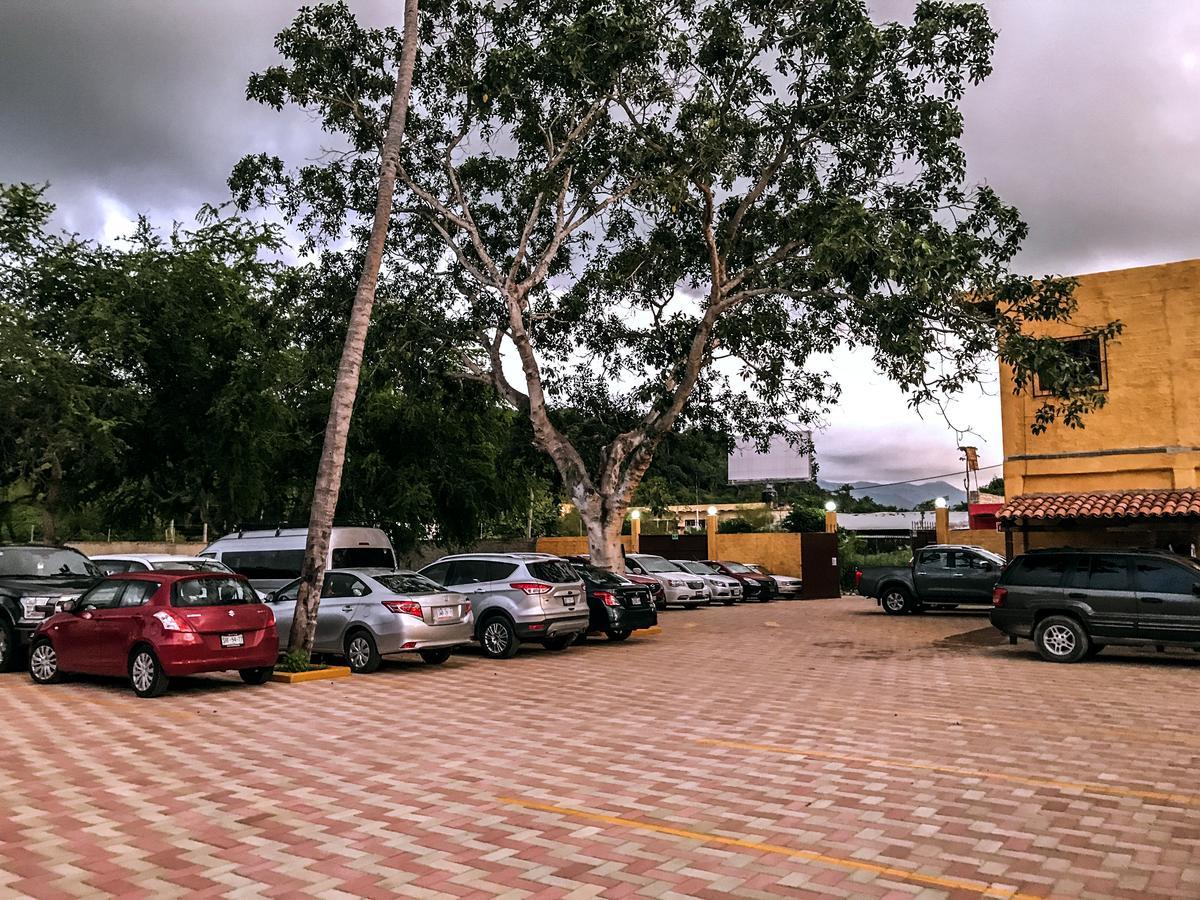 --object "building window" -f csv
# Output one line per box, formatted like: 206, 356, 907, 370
1034, 335, 1108, 395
